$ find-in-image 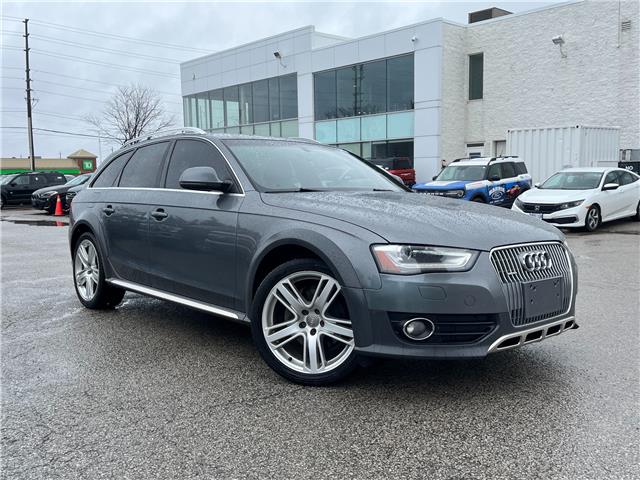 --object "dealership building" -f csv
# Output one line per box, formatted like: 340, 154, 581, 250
180, 0, 638, 182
